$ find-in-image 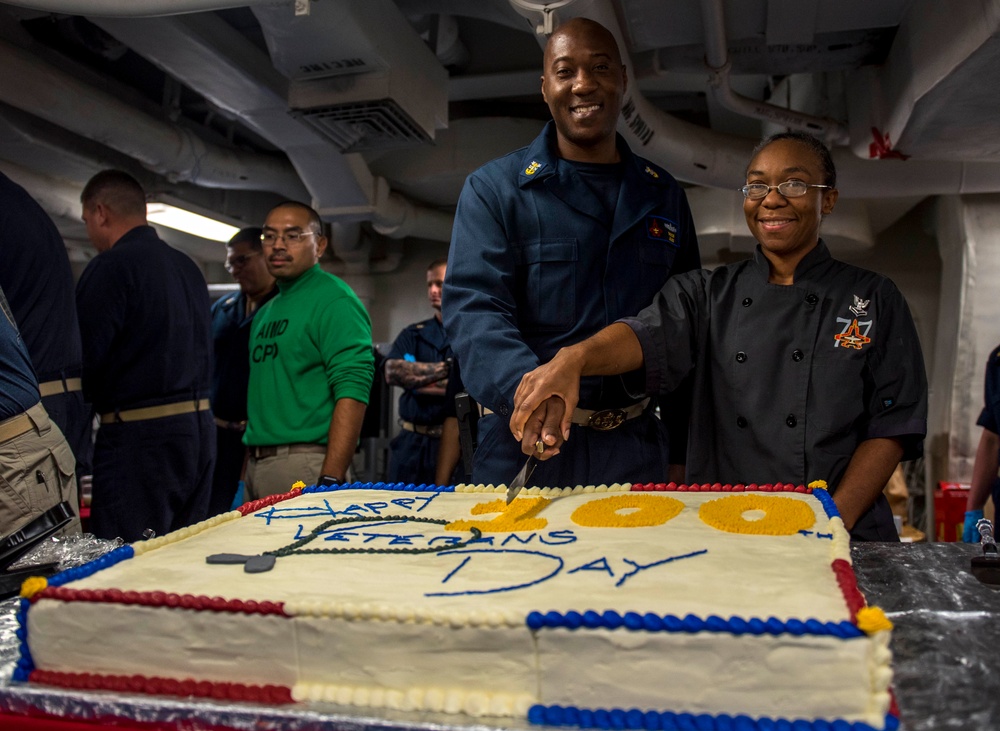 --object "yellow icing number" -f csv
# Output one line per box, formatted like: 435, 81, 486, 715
698, 495, 816, 535
571, 494, 684, 528
445, 497, 551, 533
